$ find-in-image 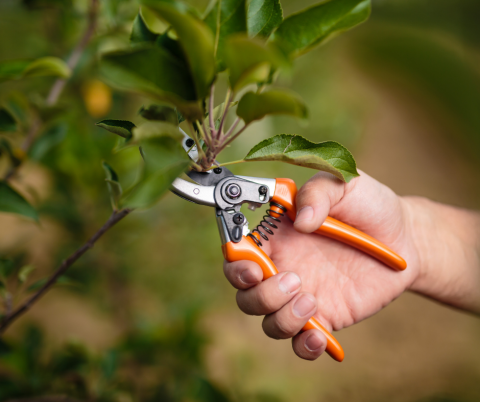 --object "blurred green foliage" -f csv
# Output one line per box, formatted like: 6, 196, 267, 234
0, 0, 479, 401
